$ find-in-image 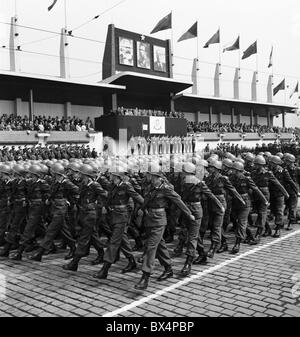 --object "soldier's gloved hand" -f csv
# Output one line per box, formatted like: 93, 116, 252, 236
7, 200, 11, 207
45, 199, 50, 206
22, 201, 27, 208
66, 201, 70, 207
220, 206, 225, 213
189, 214, 195, 222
